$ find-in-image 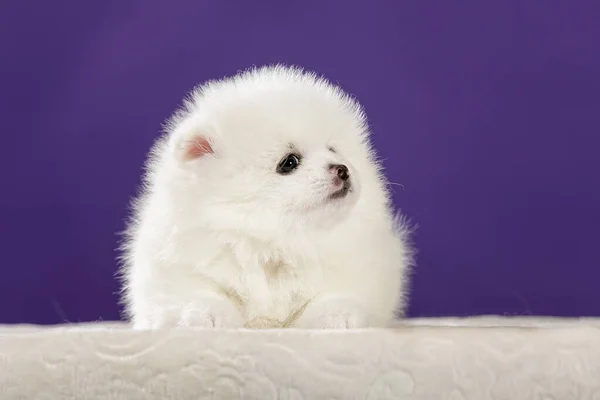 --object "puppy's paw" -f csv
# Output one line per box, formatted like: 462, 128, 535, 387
179, 298, 244, 328
293, 298, 368, 329
298, 312, 366, 329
